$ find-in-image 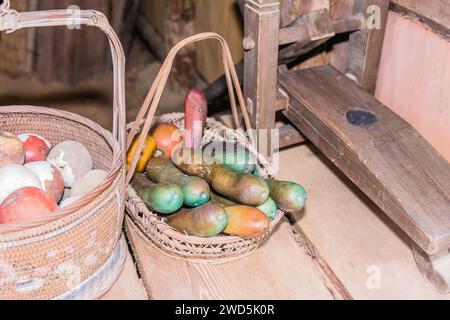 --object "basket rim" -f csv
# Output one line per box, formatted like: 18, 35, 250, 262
0, 105, 124, 234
